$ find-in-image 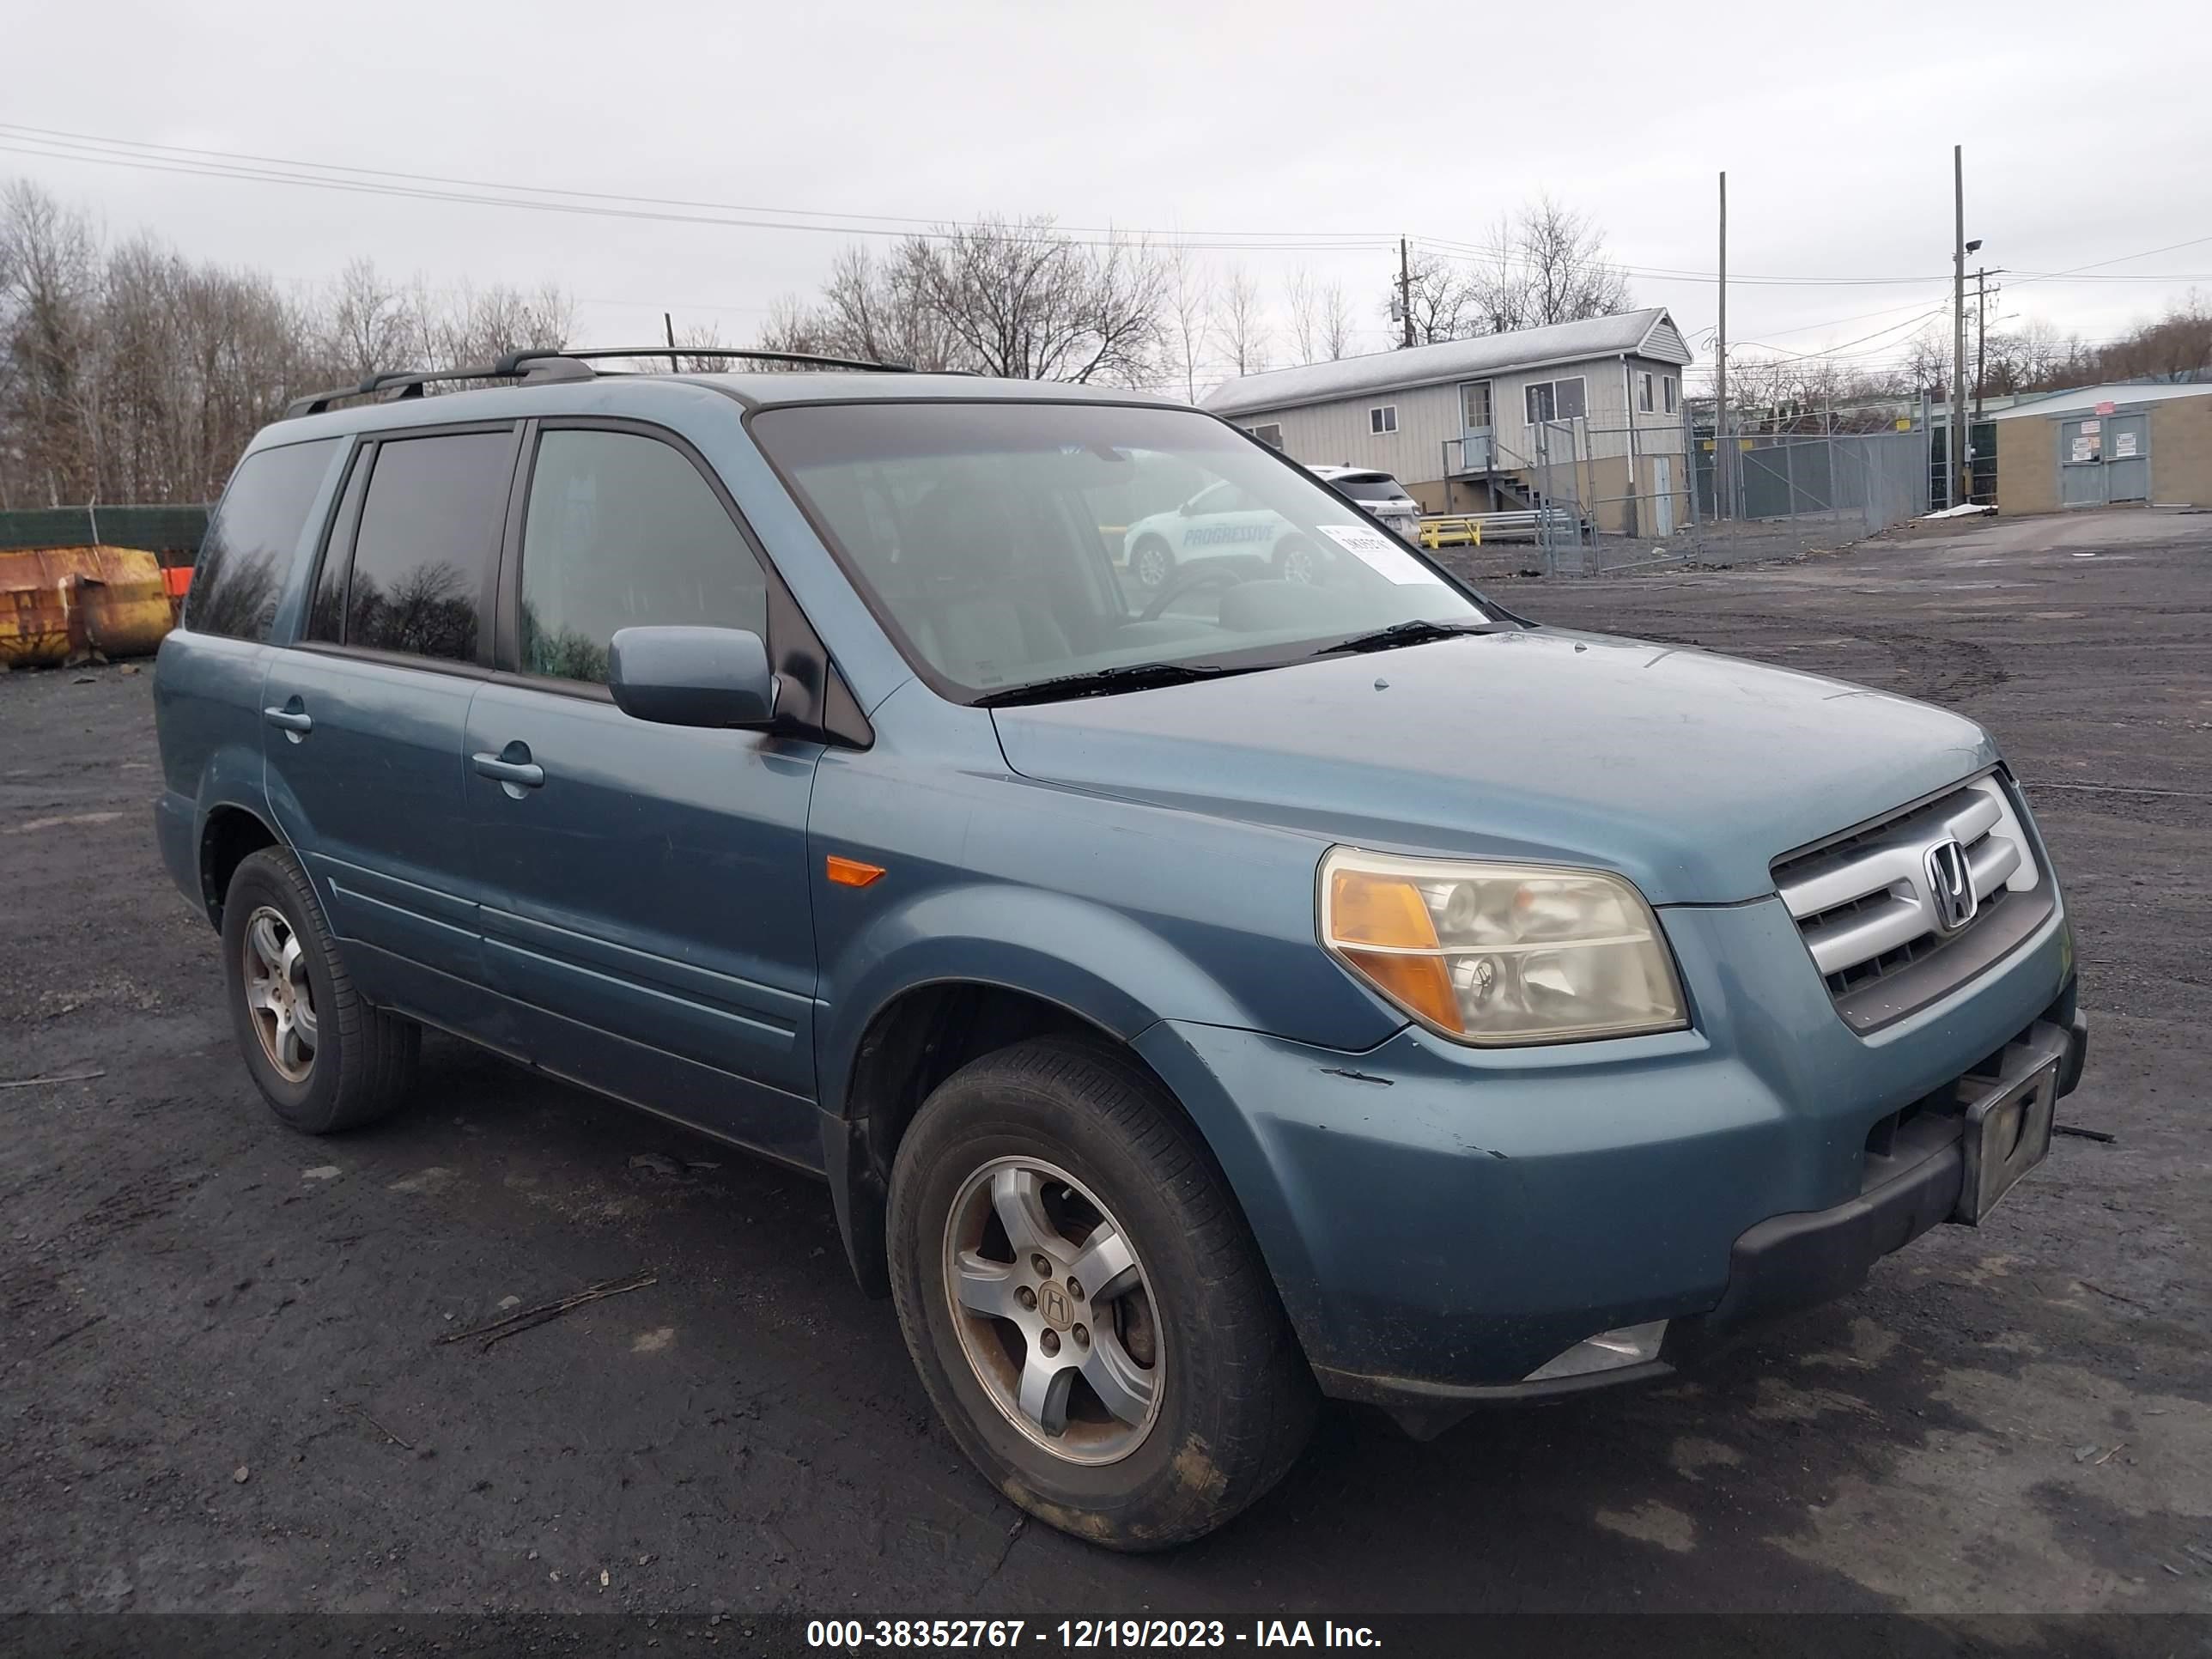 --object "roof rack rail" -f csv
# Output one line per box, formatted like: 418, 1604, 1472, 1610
492, 346, 915, 375
283, 355, 592, 419
284, 343, 915, 419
